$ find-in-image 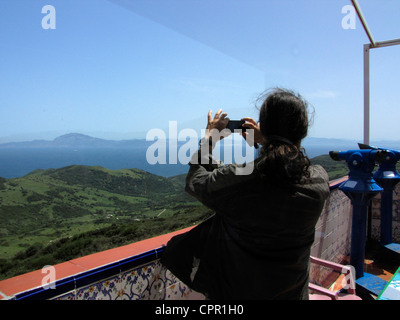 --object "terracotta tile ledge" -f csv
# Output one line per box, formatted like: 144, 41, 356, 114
0, 226, 194, 299
329, 176, 348, 189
